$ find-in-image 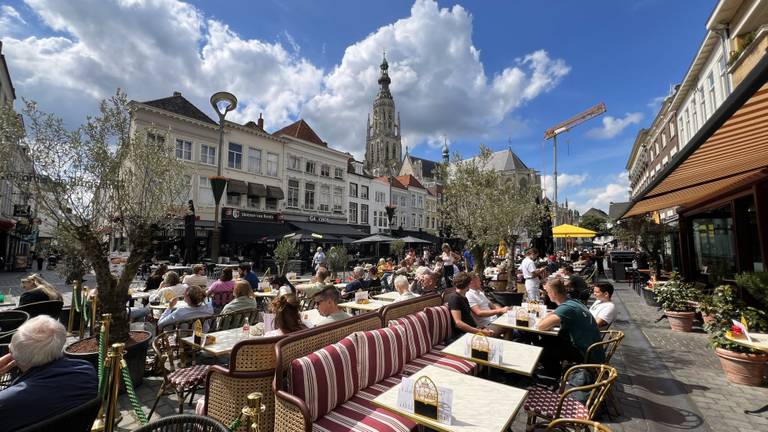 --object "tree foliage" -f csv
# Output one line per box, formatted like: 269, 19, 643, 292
274, 238, 299, 276
4, 90, 186, 342
579, 214, 607, 233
